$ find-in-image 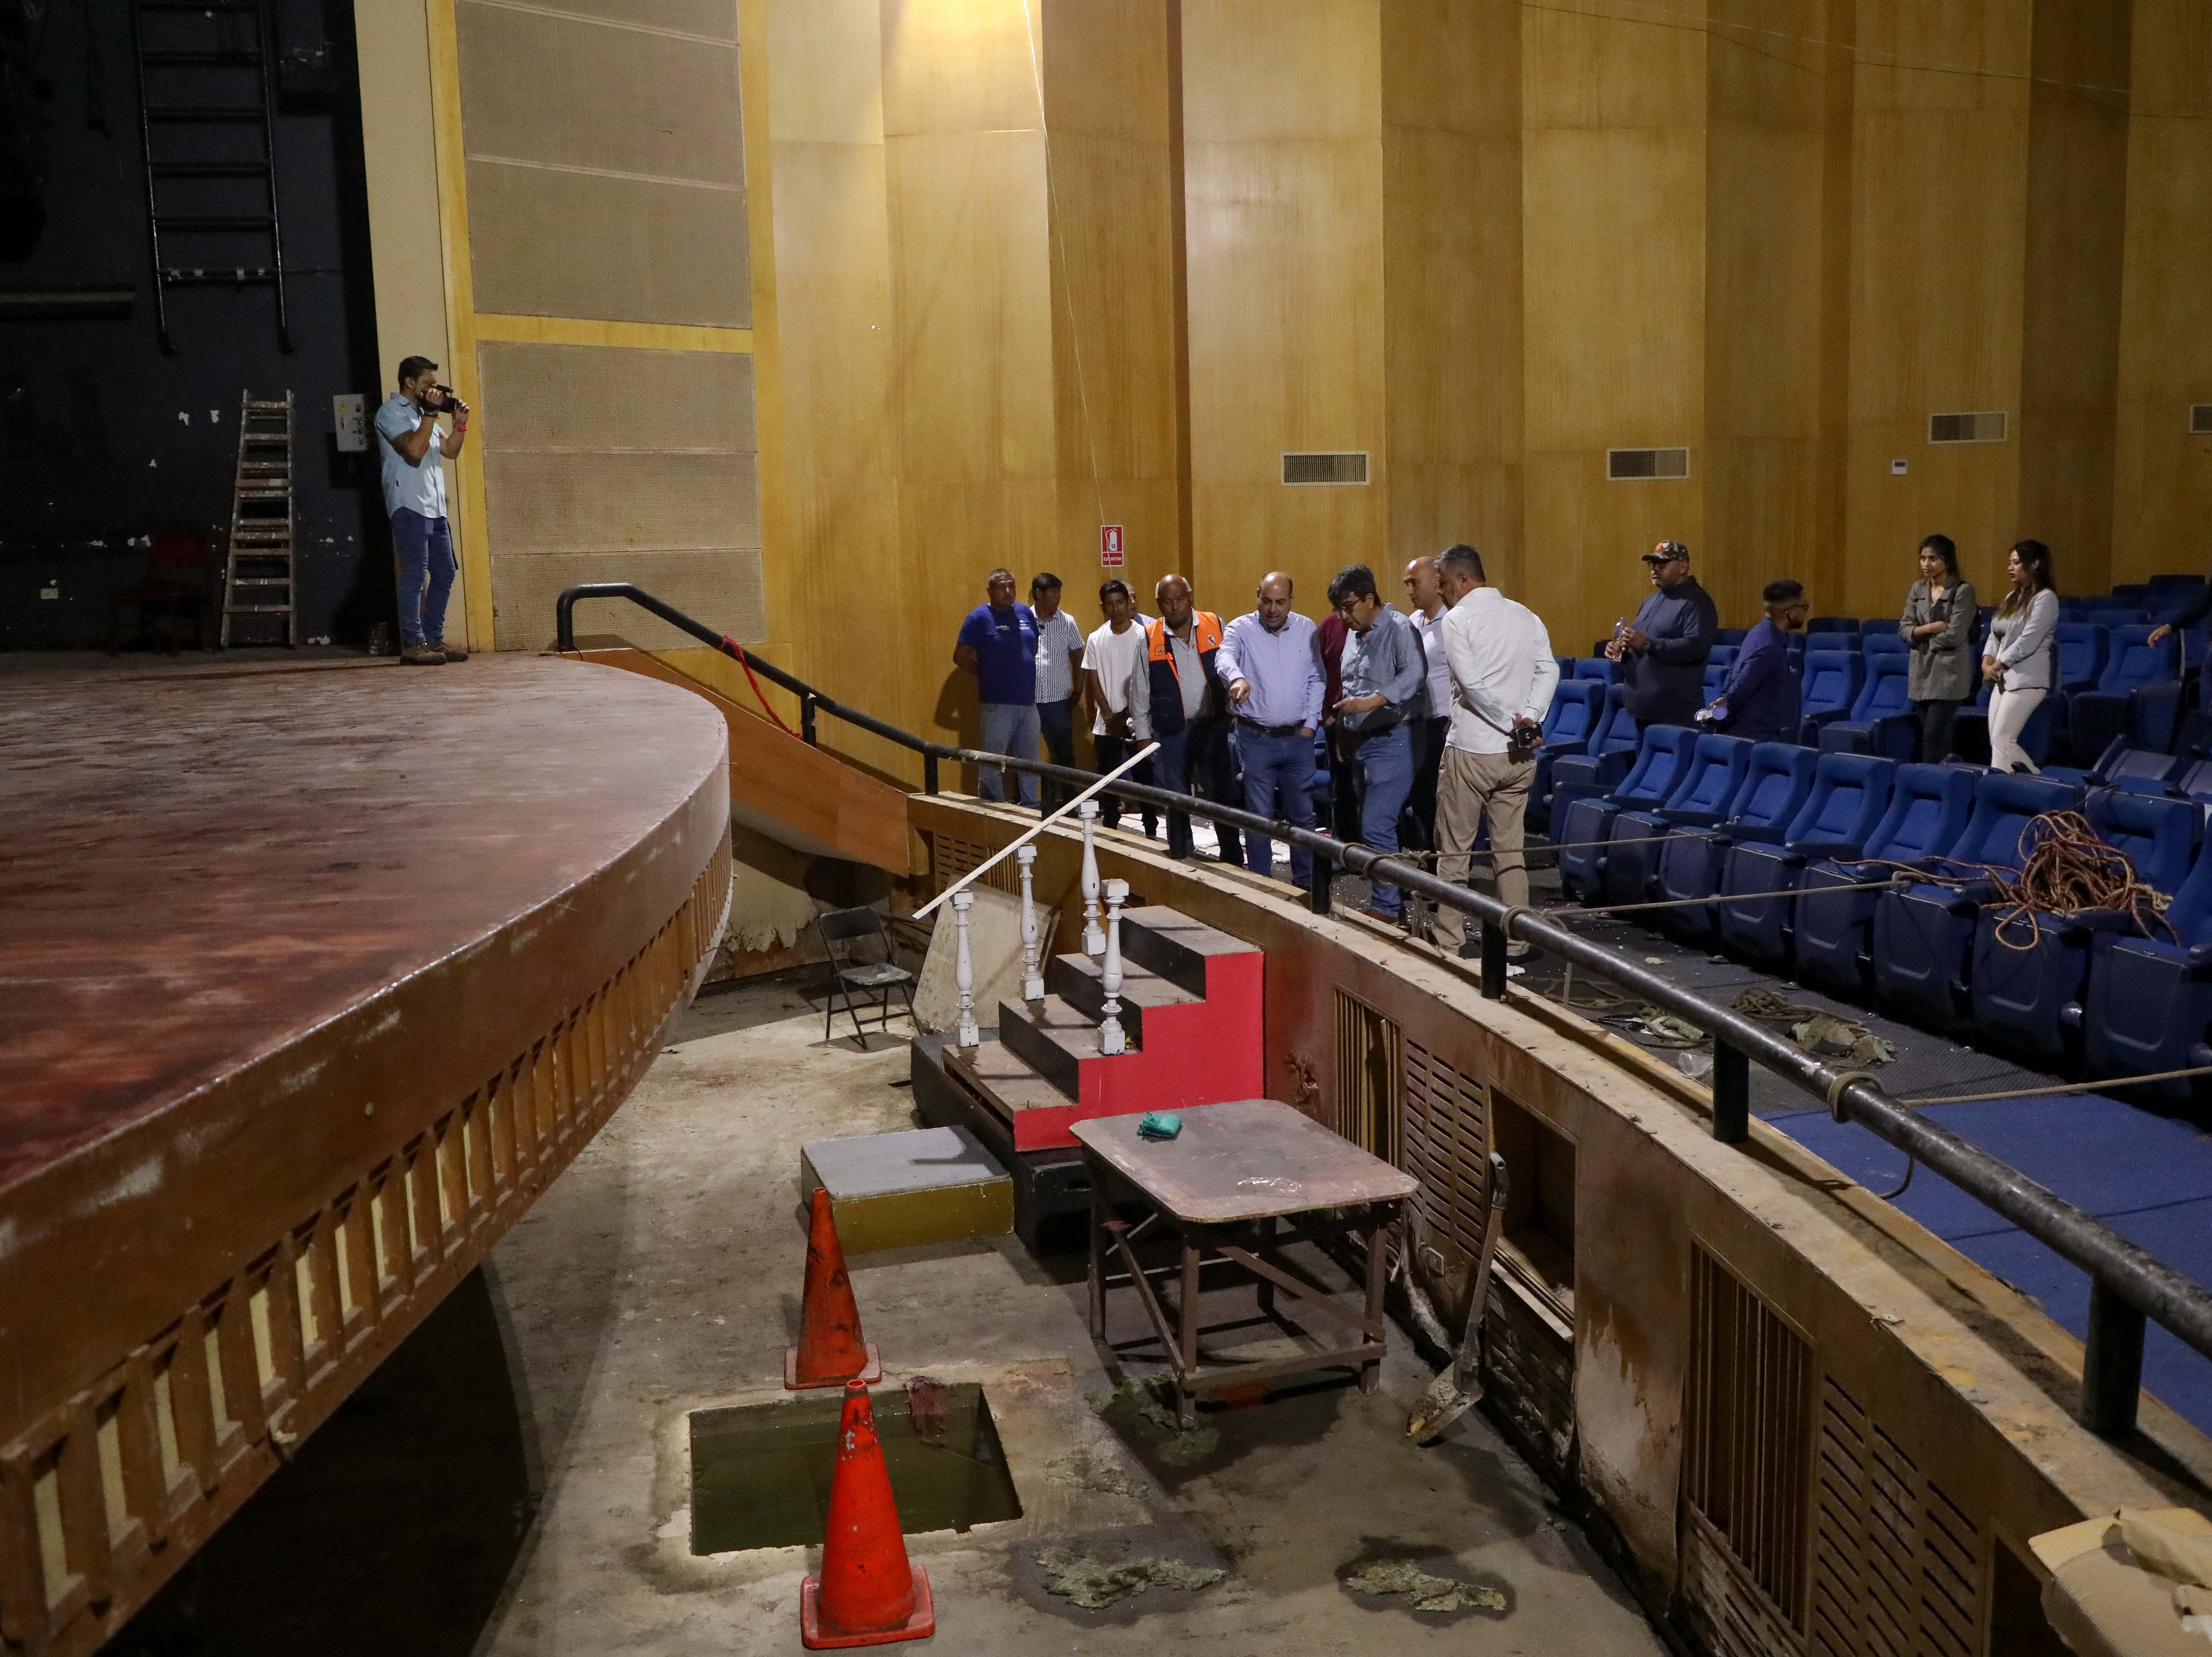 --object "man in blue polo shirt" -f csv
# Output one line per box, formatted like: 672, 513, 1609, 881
954, 567, 1042, 806
373, 355, 470, 666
